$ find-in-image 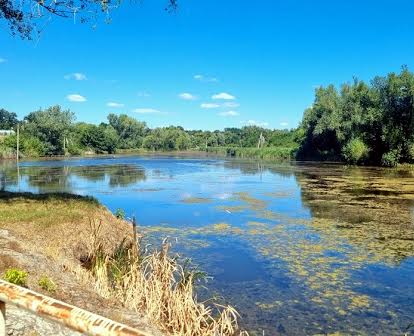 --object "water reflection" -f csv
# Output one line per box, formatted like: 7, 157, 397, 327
0, 157, 413, 335
0, 160, 147, 193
